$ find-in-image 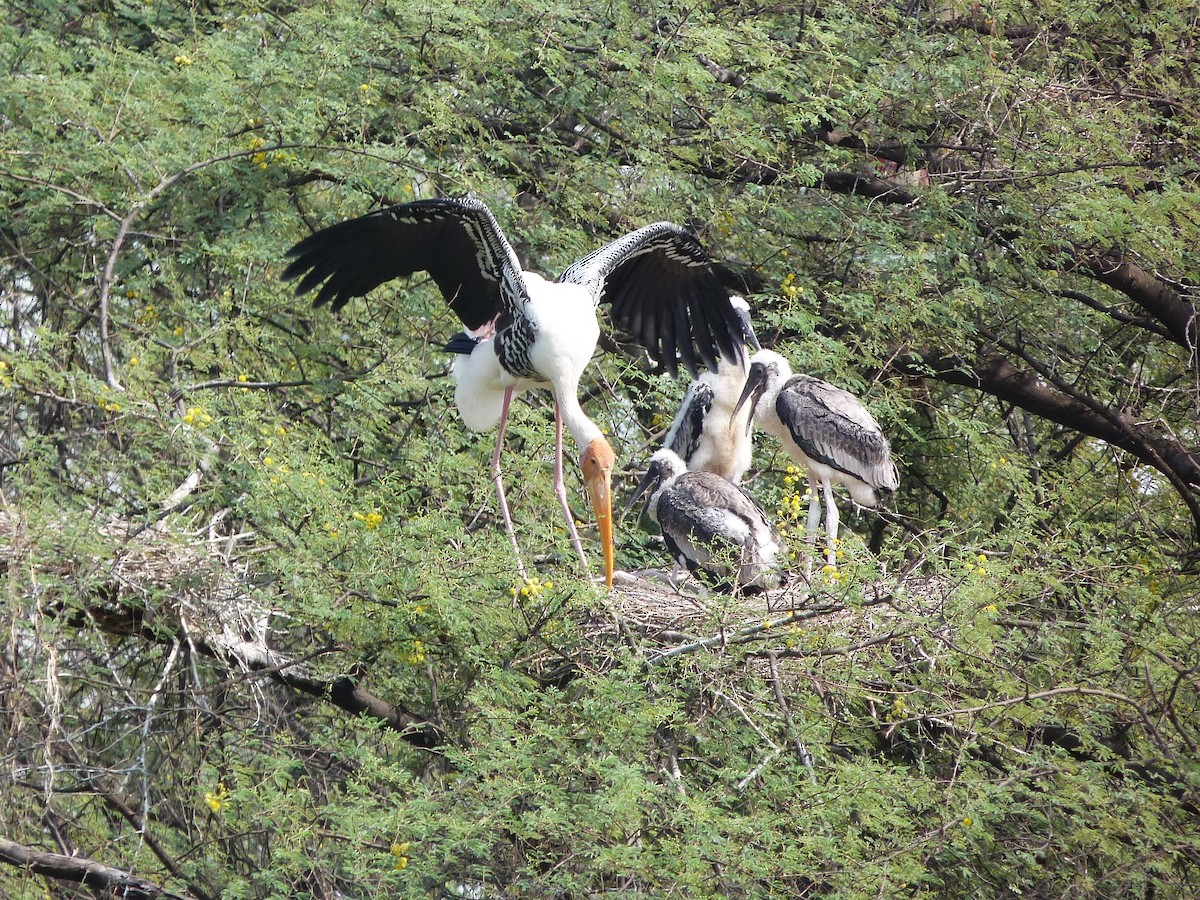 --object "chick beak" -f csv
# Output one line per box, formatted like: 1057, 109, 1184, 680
734, 363, 769, 436
581, 437, 616, 589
